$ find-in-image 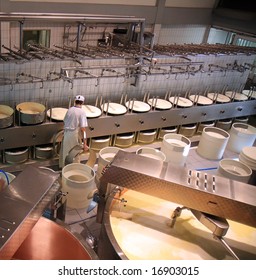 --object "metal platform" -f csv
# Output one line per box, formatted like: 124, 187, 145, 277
0, 165, 60, 259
